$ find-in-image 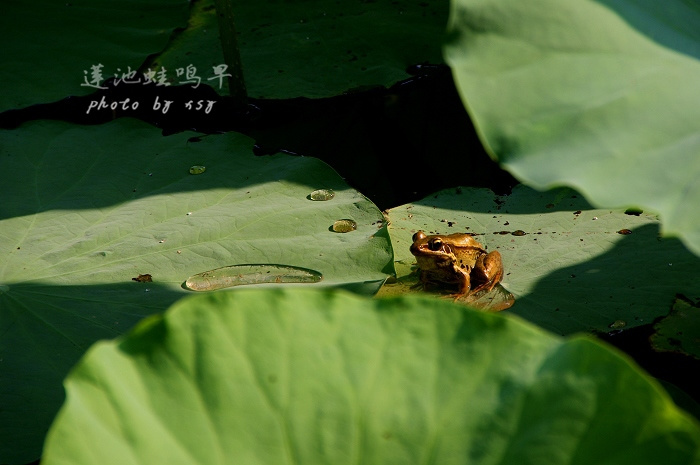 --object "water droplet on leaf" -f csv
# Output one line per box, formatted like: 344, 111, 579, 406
332, 219, 357, 233
309, 189, 335, 201
189, 165, 206, 175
